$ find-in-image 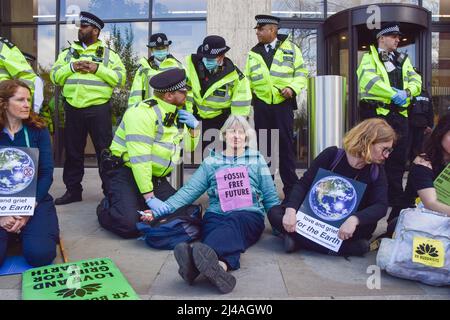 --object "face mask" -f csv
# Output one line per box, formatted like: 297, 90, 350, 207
202, 57, 218, 71
153, 49, 168, 61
